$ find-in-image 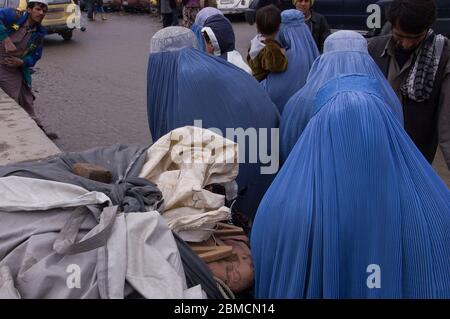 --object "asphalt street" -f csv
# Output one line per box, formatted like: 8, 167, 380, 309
34, 12, 254, 148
